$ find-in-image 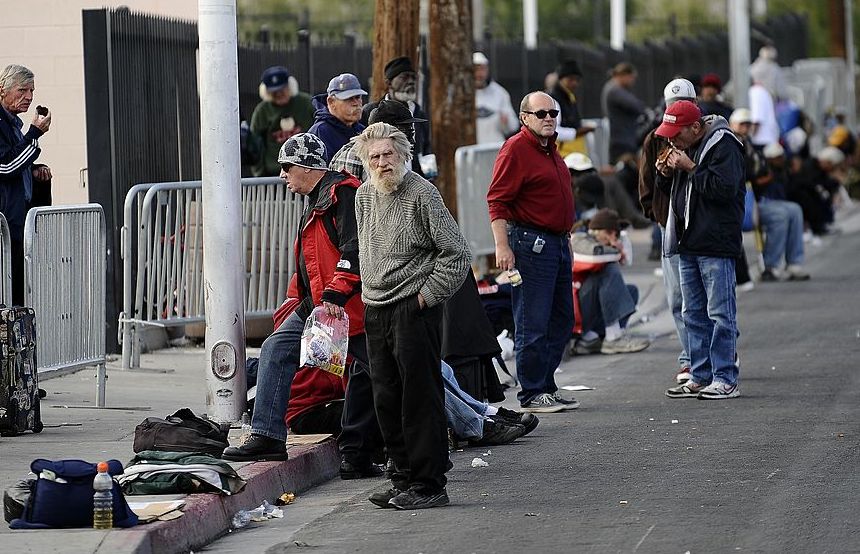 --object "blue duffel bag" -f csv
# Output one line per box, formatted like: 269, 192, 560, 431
9, 459, 138, 529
